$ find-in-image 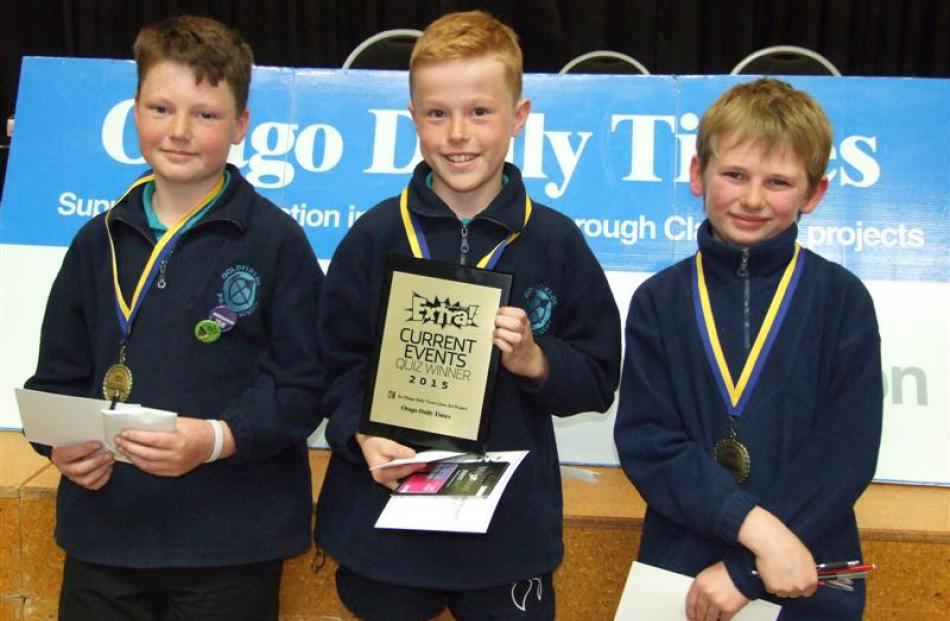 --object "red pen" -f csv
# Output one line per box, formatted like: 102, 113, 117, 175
818, 563, 876, 578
